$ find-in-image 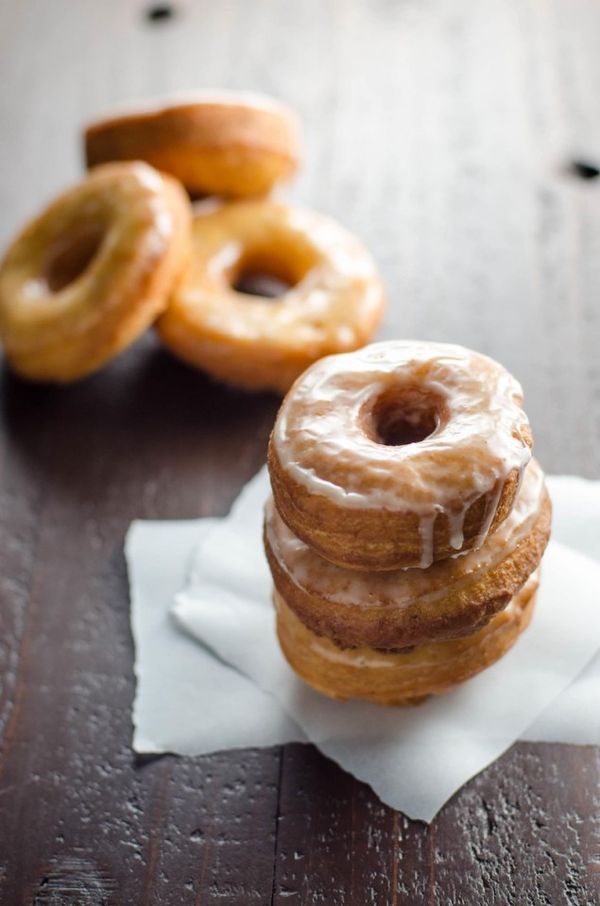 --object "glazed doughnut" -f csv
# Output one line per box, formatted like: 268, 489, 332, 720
269, 341, 533, 569
275, 571, 539, 706
157, 200, 385, 393
265, 459, 550, 649
84, 92, 300, 198
0, 162, 191, 382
